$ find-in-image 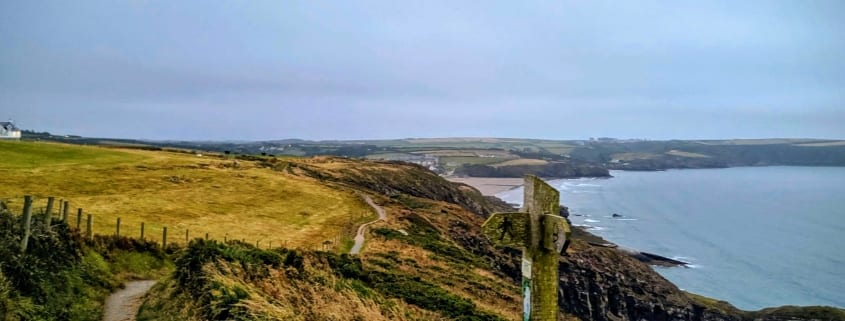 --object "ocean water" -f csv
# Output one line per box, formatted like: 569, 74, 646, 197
497, 167, 845, 310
